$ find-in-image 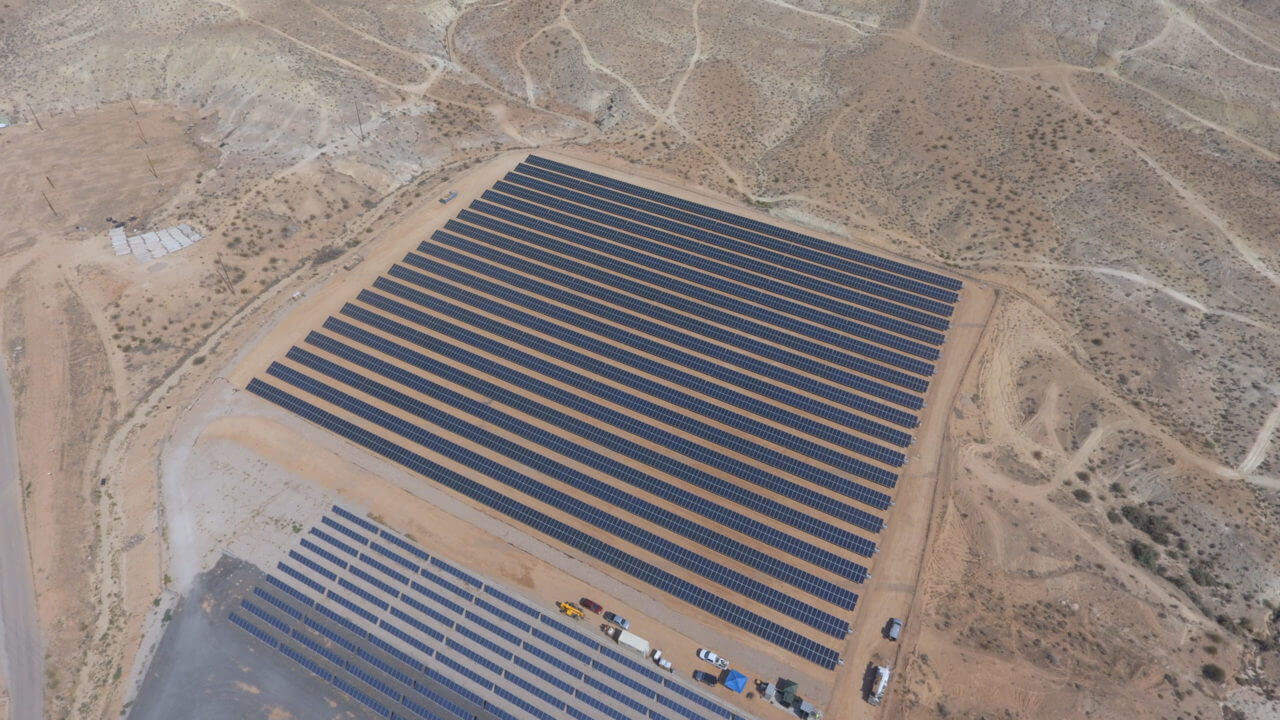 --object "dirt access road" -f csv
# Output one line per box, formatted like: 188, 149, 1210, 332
0, 361, 42, 720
